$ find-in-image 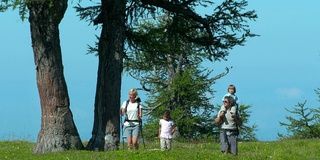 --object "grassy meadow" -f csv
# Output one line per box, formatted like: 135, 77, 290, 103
0, 139, 319, 160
